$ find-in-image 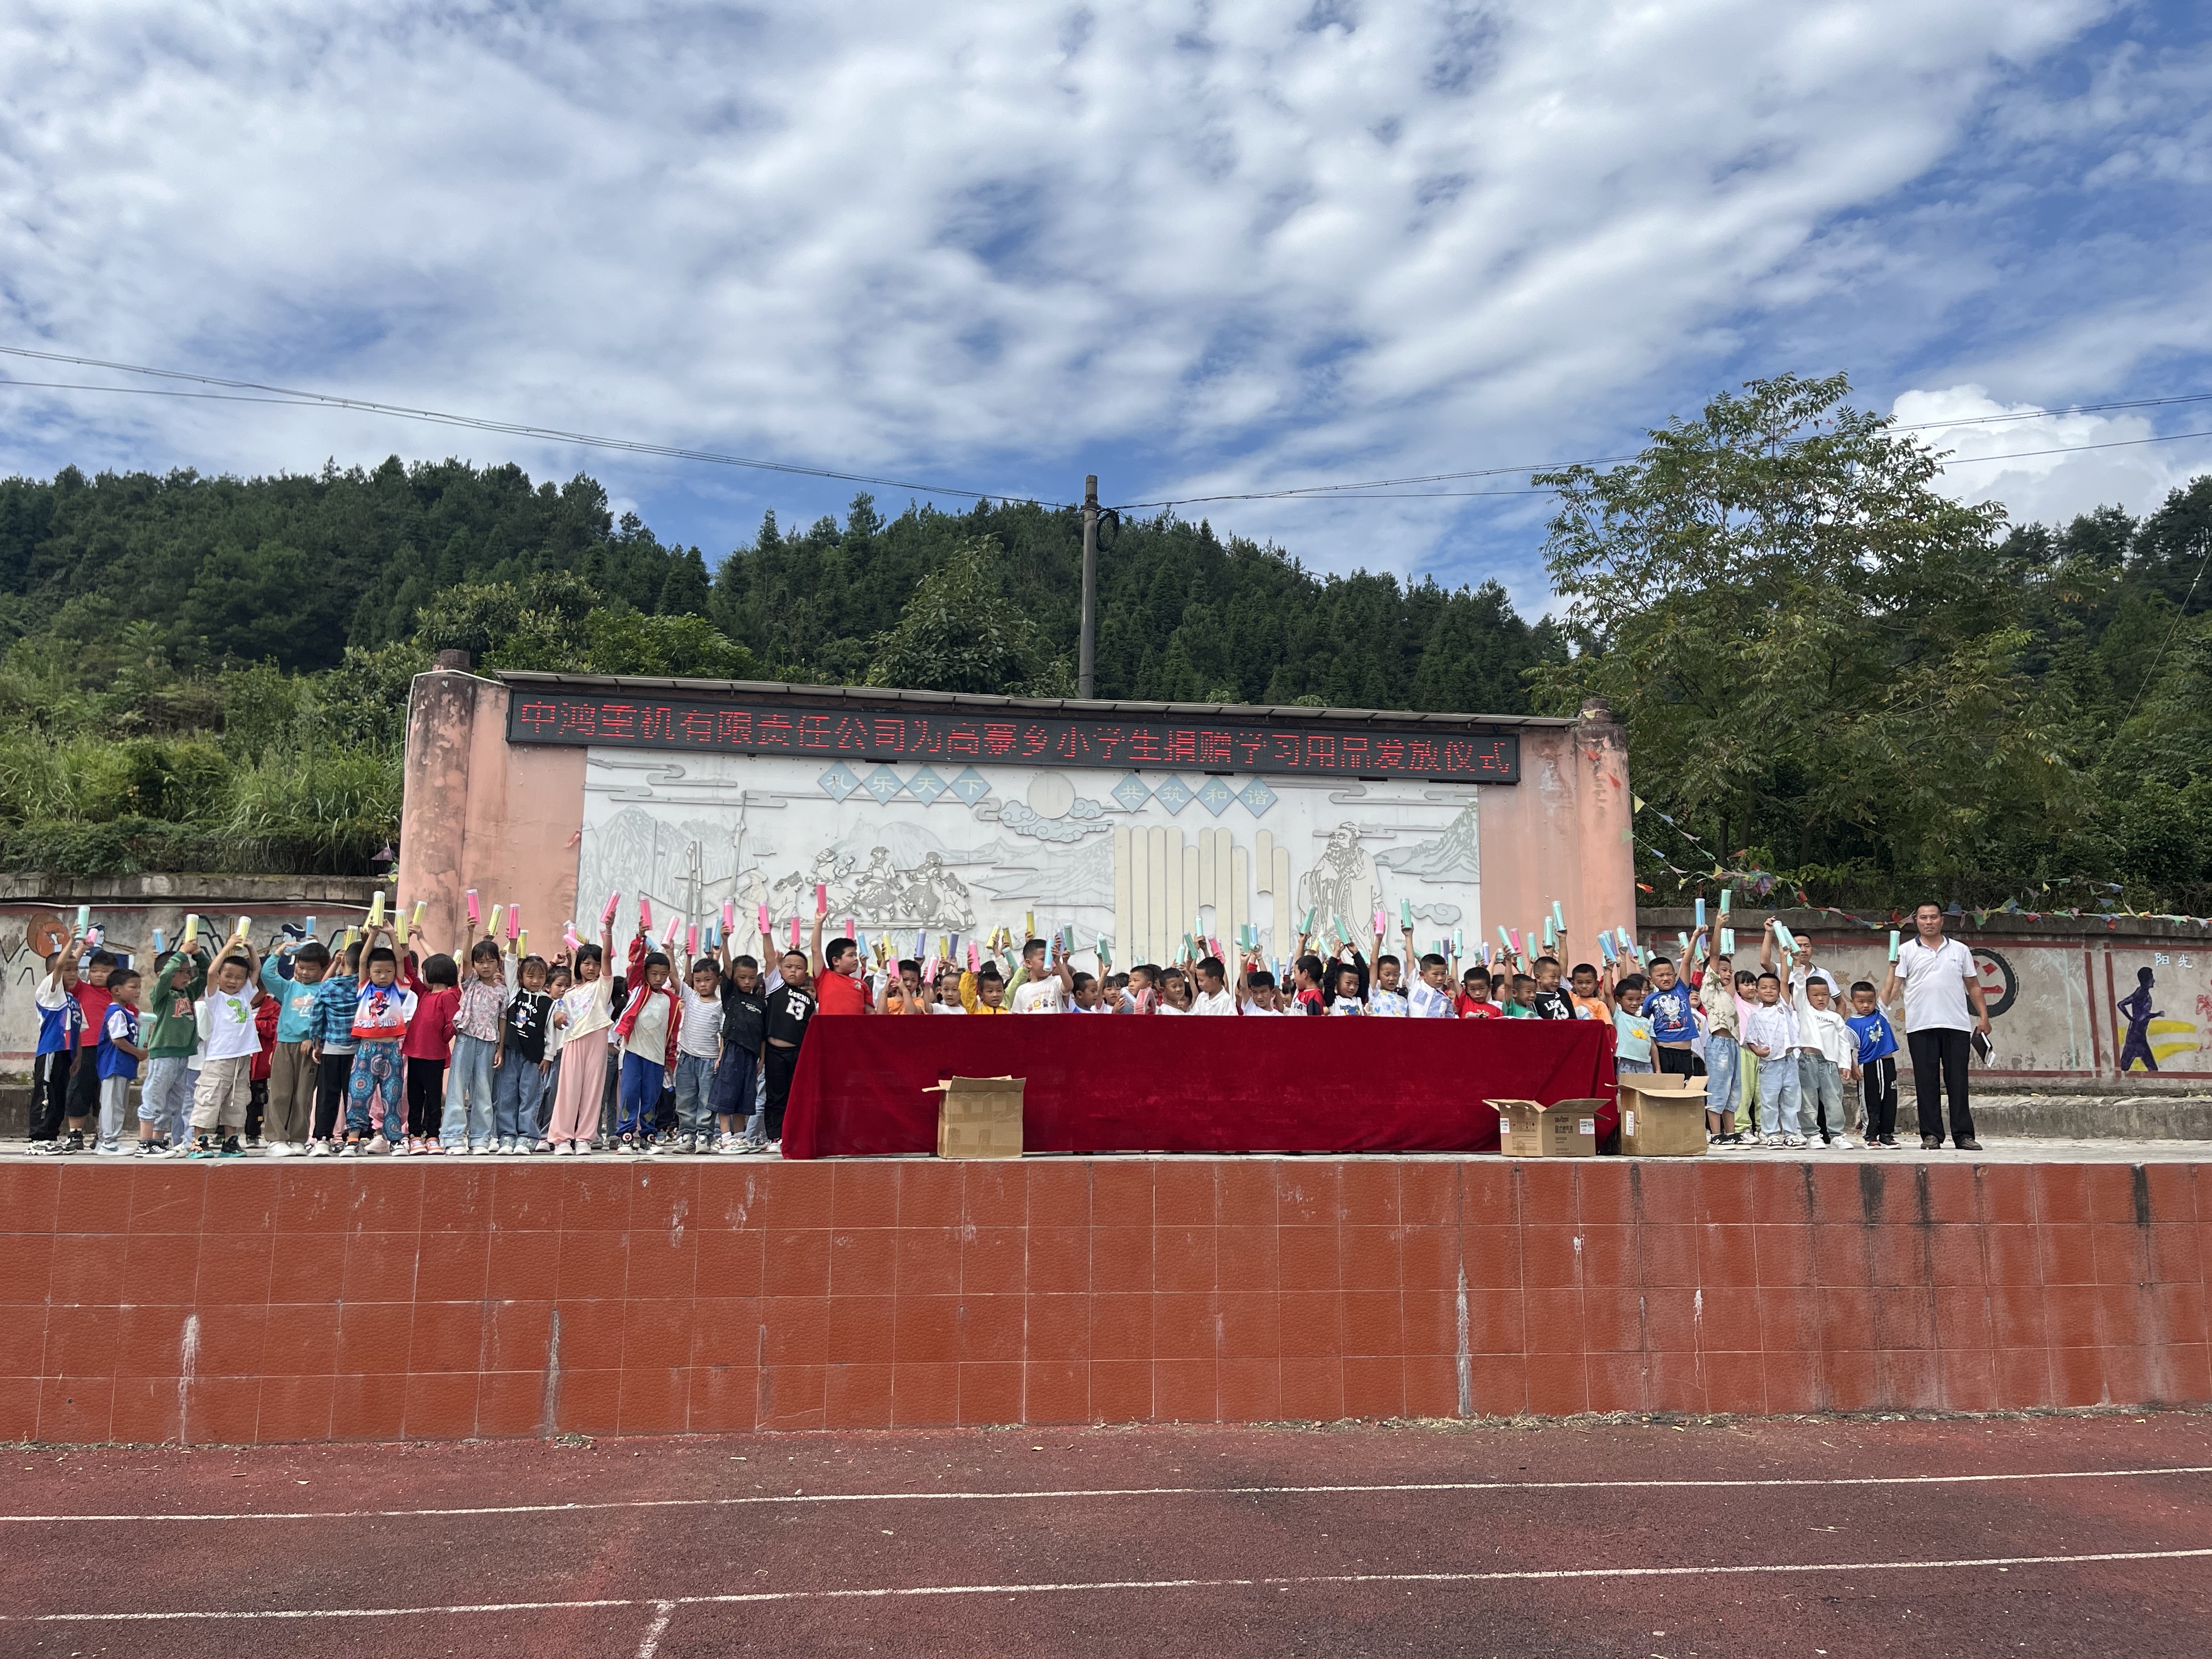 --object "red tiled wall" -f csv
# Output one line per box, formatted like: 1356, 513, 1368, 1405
3, 1157, 2206, 1444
